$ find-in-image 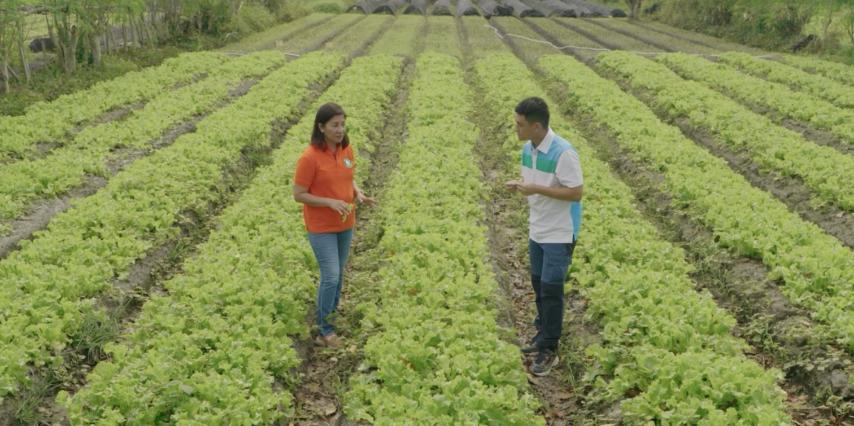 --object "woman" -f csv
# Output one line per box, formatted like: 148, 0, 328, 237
293, 103, 375, 348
